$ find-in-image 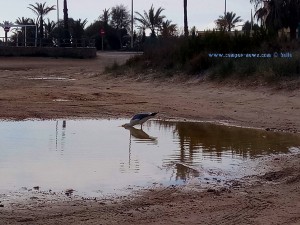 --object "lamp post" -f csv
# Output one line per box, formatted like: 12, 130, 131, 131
57, 0, 59, 26
225, 0, 227, 16
131, 0, 134, 49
